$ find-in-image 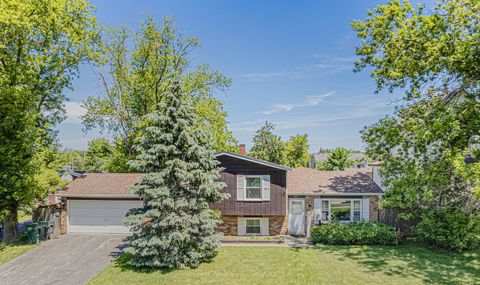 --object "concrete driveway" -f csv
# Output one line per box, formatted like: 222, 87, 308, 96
0, 234, 125, 285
